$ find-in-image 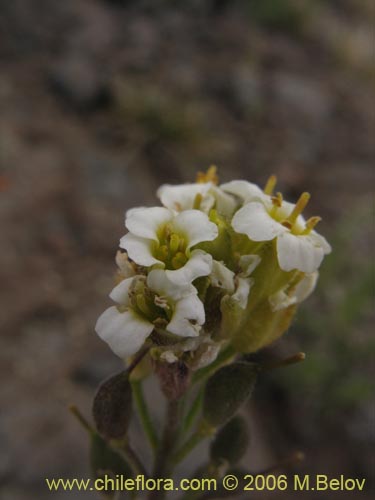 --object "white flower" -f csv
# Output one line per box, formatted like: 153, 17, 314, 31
120, 207, 218, 285
210, 260, 253, 310
232, 192, 331, 273
157, 182, 237, 217
269, 271, 319, 311
95, 270, 205, 358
